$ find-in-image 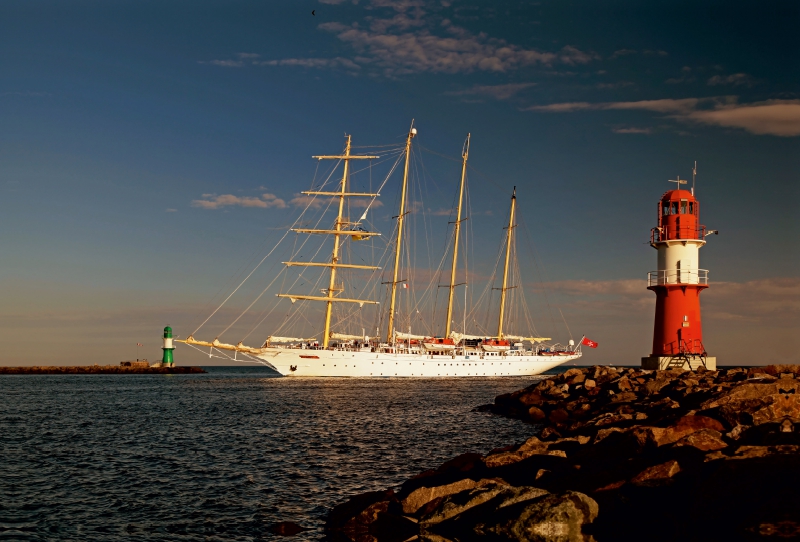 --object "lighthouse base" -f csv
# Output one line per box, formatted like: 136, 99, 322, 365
641, 355, 717, 371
